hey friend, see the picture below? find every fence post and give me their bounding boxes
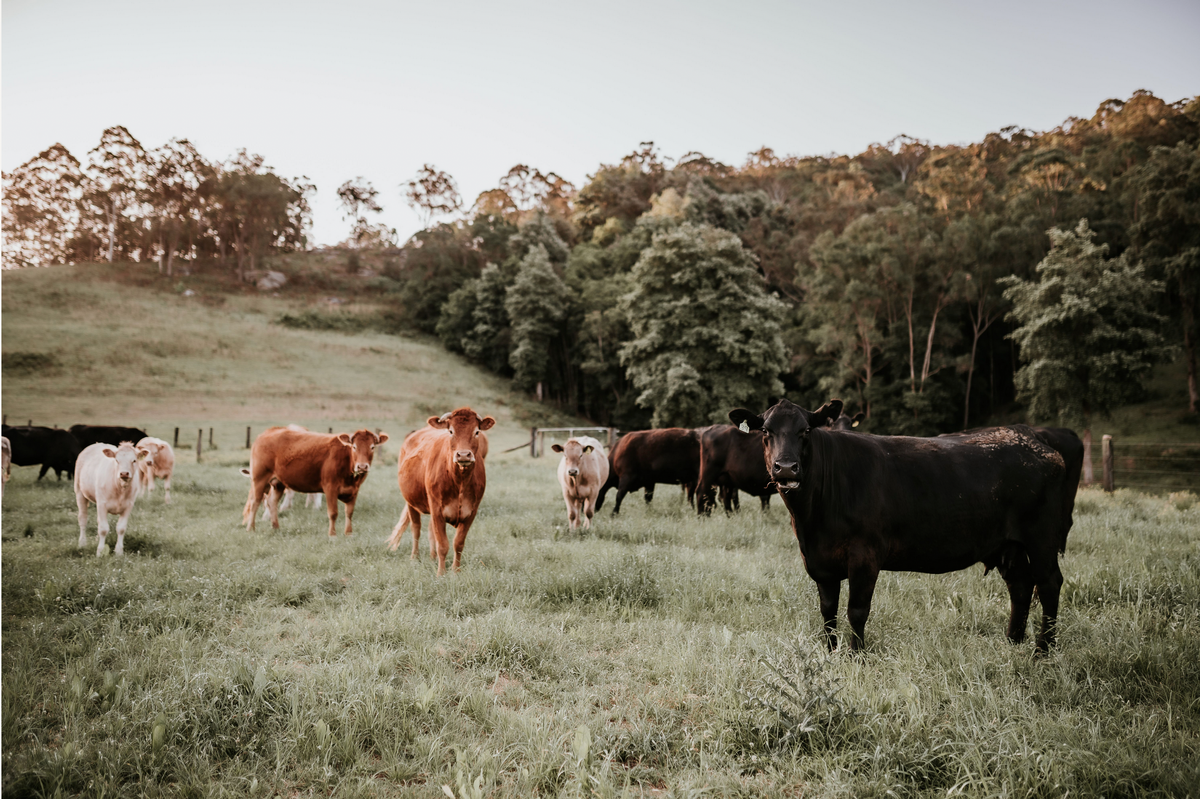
[246,426,251,448]
[174,427,179,448]
[208,427,214,449]
[530,427,537,458]
[196,429,203,463]
[1102,434,1115,493]
[607,427,615,448]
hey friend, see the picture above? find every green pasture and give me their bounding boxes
[3,263,1199,797]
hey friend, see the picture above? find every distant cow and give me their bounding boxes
[1,436,11,497]
[243,427,389,537]
[74,441,150,556]
[69,425,149,450]
[596,428,700,515]
[552,436,609,530]
[729,398,1072,653]
[696,424,773,515]
[826,411,864,431]
[387,407,494,575]
[135,437,176,503]
[2,424,82,480]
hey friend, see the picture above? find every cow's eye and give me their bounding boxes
[474,430,479,437]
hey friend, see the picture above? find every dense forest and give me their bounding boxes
[4,90,1199,438]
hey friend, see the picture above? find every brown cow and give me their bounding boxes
[242,427,388,537]
[386,407,494,575]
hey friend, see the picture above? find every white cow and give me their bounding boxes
[75,441,149,556]
[551,436,609,531]
[135,437,176,503]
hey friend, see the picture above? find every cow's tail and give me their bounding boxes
[386,505,412,551]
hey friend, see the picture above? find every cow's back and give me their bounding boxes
[613,428,699,484]
[398,427,450,511]
[252,428,341,493]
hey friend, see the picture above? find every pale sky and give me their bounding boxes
[4,0,1198,247]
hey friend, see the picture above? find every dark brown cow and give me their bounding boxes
[596,428,700,514]
[730,398,1072,653]
[696,424,773,515]
[242,427,388,537]
[386,407,494,575]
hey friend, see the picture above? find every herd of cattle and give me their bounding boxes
[1,399,1085,653]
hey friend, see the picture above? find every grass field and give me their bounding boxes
[3,263,1200,797]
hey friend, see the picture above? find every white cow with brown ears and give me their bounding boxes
[74,441,150,556]
[552,436,609,531]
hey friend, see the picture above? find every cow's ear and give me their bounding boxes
[375,432,389,445]
[551,444,564,453]
[478,416,496,431]
[337,433,352,446]
[810,399,844,428]
[102,447,117,459]
[427,416,450,429]
[728,408,763,431]
[852,412,865,428]
[136,448,150,461]
[582,445,594,454]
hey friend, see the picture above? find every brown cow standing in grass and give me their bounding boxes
[243,427,389,537]
[386,407,494,575]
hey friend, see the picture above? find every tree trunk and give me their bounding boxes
[964,331,980,430]
[1180,276,1198,414]
[1081,428,1094,484]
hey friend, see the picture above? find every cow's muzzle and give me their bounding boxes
[567,468,579,477]
[119,472,132,482]
[772,461,801,491]
[353,464,370,477]
[454,450,475,467]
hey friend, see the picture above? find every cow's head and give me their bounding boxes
[551,437,597,486]
[337,429,389,477]
[728,398,842,491]
[427,407,495,470]
[103,441,150,485]
[827,411,865,432]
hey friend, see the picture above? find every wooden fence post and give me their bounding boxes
[246,426,251,448]
[196,429,203,463]
[208,427,214,449]
[530,428,537,458]
[174,427,179,448]
[607,427,615,449]
[1102,435,1115,493]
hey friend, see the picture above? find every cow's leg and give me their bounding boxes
[113,507,132,556]
[163,473,171,504]
[817,580,841,651]
[568,498,579,530]
[38,463,50,481]
[686,481,696,507]
[613,475,637,515]
[266,483,283,529]
[245,476,272,531]
[451,521,472,572]
[430,516,450,576]
[846,566,879,652]
[342,495,356,536]
[76,492,90,549]
[323,487,339,537]
[95,506,111,557]
[644,485,655,504]
[278,489,294,513]
[999,542,1033,644]
[409,508,422,560]
[759,494,770,511]
[583,494,596,529]
[1034,562,1064,654]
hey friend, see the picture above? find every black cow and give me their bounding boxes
[696,424,773,515]
[827,411,864,431]
[595,428,700,514]
[729,398,1073,653]
[1,425,83,480]
[69,425,148,449]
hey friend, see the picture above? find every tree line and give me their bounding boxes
[5,91,1199,443]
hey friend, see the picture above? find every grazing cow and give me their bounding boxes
[1,424,82,480]
[74,441,150,556]
[552,436,609,530]
[696,424,773,515]
[1,436,11,497]
[386,407,494,575]
[69,425,149,450]
[243,427,389,537]
[135,437,176,503]
[729,398,1071,653]
[596,428,701,515]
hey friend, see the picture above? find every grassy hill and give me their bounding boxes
[1,259,589,454]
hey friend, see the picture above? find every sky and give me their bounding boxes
[3,0,1198,247]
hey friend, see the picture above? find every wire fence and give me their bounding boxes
[1091,441,1200,495]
